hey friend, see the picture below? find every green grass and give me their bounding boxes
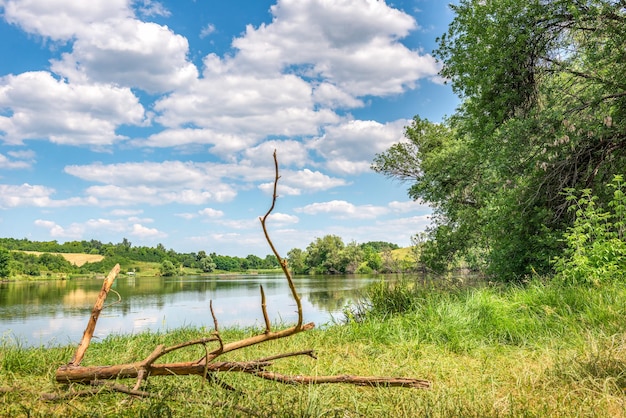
[1,279,626,417]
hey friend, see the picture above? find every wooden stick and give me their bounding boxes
[68,264,120,366]
[253,372,432,389]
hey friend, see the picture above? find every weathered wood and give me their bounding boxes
[253,372,432,389]
[68,263,120,366]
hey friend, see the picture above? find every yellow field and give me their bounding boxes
[390,246,416,262]
[20,251,104,267]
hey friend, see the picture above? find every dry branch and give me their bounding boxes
[51,150,431,397]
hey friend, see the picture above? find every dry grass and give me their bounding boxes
[390,247,416,262]
[20,251,104,267]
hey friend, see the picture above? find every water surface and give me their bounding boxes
[0,274,383,347]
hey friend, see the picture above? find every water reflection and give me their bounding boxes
[0,274,383,347]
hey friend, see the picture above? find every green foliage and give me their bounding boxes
[286,248,307,274]
[0,246,10,278]
[374,0,626,280]
[305,235,346,274]
[296,235,397,274]
[159,260,177,277]
[553,176,626,285]
[198,255,216,272]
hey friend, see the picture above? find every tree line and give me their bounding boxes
[0,237,402,278]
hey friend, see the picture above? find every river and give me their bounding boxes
[0,273,387,347]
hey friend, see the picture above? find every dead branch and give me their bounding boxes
[50,150,430,398]
[69,263,120,366]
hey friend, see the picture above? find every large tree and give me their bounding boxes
[374,0,626,279]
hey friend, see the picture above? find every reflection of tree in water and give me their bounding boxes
[305,287,368,313]
[306,290,349,312]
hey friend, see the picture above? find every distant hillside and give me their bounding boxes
[20,251,104,267]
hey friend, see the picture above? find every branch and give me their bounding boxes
[69,264,120,366]
[259,149,303,329]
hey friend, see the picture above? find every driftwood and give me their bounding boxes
[50,151,431,398]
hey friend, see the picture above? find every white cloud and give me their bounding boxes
[3,0,194,93]
[199,23,216,38]
[0,153,31,169]
[51,19,198,93]
[34,216,166,240]
[154,72,340,138]
[109,208,144,217]
[295,199,388,219]
[0,71,146,146]
[131,223,166,238]
[242,140,310,168]
[137,128,258,155]
[281,168,349,193]
[1,0,130,40]
[63,160,243,206]
[310,119,408,174]
[199,208,224,218]
[134,0,170,18]
[230,0,438,96]
[388,200,430,213]
[265,212,299,225]
[0,183,91,208]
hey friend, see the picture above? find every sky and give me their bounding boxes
[0,0,460,257]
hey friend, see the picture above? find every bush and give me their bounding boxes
[553,175,626,285]
[160,260,177,276]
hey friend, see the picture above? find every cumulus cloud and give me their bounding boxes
[286,168,349,191]
[295,199,388,219]
[309,119,408,174]
[1,0,130,40]
[50,19,198,93]
[230,0,439,96]
[0,183,92,208]
[34,219,83,238]
[199,208,224,218]
[153,72,340,139]
[131,223,166,238]
[0,71,146,146]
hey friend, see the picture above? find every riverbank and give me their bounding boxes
[1,279,625,417]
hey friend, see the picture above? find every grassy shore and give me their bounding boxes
[1,279,625,417]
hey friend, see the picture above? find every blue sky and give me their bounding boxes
[0,0,459,257]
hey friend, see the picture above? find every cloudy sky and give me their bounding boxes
[0,0,459,257]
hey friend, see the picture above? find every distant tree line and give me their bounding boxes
[0,237,280,278]
[0,237,403,278]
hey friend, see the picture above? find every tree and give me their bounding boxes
[374,0,626,280]
[159,260,177,277]
[0,246,10,278]
[338,241,364,274]
[199,256,216,273]
[287,248,307,274]
[305,235,345,274]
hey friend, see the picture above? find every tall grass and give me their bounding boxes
[1,279,625,417]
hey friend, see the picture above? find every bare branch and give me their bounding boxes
[69,264,120,366]
[259,150,303,329]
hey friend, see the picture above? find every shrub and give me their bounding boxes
[553,175,626,285]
